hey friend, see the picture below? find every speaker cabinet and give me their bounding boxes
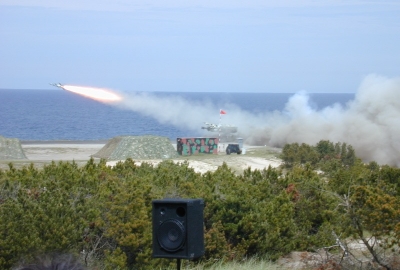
[152,198,205,259]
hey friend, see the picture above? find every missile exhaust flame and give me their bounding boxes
[62,85,122,102]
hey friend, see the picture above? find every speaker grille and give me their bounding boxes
[157,219,186,252]
[152,198,204,259]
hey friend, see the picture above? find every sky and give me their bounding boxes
[0,0,399,92]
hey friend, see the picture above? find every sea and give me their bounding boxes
[0,90,354,142]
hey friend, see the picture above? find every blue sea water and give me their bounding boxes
[0,90,354,141]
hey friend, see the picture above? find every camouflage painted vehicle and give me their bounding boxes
[177,137,218,156]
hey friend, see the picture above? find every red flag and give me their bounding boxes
[220,109,226,115]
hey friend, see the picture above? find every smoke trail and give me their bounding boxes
[119,93,218,131]
[117,74,400,166]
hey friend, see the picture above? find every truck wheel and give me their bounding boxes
[226,149,231,155]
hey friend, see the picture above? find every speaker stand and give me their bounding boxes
[177,258,181,270]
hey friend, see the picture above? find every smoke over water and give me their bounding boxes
[116,74,399,166]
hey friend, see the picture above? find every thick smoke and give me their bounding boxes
[264,74,400,166]
[118,74,400,166]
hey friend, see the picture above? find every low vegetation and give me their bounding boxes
[0,140,399,269]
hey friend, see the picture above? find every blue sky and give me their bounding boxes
[1,1,399,92]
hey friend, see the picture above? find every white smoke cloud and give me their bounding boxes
[117,74,400,166]
[262,74,400,166]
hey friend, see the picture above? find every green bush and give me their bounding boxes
[1,145,399,269]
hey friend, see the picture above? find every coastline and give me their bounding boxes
[2,140,282,173]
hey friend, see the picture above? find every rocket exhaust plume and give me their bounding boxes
[115,74,400,167]
[62,85,122,102]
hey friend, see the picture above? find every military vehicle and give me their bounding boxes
[226,143,241,155]
[201,122,238,142]
[201,122,238,133]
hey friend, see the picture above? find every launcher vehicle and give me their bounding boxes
[201,122,238,133]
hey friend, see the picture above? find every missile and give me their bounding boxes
[50,83,64,89]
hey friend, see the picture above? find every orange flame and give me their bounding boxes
[63,85,122,102]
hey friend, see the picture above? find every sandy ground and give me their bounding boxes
[7,141,282,173]
[22,143,105,161]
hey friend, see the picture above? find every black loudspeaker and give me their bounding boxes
[152,198,205,259]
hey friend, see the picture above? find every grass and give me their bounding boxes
[175,258,284,270]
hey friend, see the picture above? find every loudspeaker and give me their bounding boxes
[152,198,205,259]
